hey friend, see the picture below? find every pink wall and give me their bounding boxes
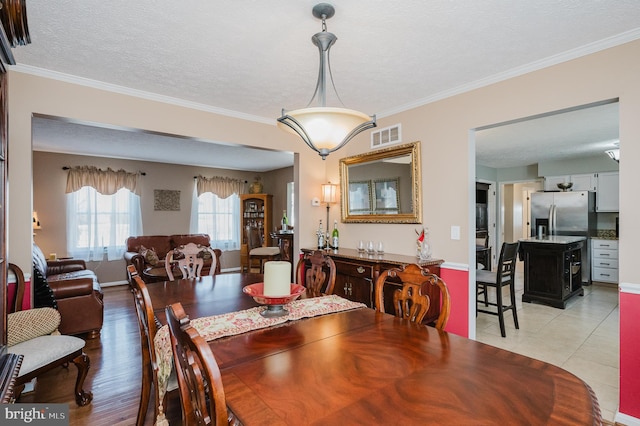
[619,289,640,418]
[440,266,469,337]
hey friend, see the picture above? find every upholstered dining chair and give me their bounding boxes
[476,241,520,337]
[129,267,178,426]
[165,242,218,281]
[7,263,93,406]
[165,302,239,426]
[295,250,337,298]
[246,225,280,273]
[374,263,451,330]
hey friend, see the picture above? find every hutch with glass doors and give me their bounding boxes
[240,194,273,272]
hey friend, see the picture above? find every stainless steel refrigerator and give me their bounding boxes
[530,191,596,284]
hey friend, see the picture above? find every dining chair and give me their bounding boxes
[374,263,451,330]
[166,242,218,281]
[165,302,239,426]
[476,241,520,337]
[130,272,178,426]
[295,250,336,297]
[246,225,280,273]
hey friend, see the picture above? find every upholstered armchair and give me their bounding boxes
[7,264,93,406]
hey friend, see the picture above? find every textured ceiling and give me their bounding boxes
[12,1,640,169]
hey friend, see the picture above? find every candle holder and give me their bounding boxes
[243,283,306,317]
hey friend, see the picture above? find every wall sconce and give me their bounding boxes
[321,183,338,234]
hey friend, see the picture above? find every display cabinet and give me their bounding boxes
[240,194,273,272]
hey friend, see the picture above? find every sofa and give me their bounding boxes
[32,244,104,338]
[124,234,222,283]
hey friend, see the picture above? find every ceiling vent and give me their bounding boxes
[371,124,401,149]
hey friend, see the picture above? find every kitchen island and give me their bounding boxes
[519,236,586,309]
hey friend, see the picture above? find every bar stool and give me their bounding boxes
[476,242,520,337]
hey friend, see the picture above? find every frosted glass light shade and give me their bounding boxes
[278,107,374,152]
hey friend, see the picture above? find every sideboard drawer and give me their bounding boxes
[333,260,373,278]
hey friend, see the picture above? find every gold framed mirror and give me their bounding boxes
[340,142,422,223]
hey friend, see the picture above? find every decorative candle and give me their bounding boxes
[263,261,291,296]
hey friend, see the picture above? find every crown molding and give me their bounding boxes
[8,64,275,126]
[377,28,640,118]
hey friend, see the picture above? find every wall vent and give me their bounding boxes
[371,124,401,149]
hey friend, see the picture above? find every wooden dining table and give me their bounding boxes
[147,273,602,425]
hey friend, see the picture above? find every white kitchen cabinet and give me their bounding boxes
[544,175,568,191]
[544,174,596,192]
[595,172,619,212]
[570,174,597,191]
[591,239,618,283]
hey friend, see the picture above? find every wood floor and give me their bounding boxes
[17,285,180,426]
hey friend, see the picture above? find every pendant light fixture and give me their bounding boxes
[277,3,376,160]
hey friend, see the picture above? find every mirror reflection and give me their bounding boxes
[340,142,422,223]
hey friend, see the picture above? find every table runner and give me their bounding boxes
[153,295,366,425]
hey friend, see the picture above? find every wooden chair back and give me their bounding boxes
[495,241,519,284]
[165,302,230,426]
[130,273,166,425]
[166,243,217,281]
[374,264,451,330]
[295,250,336,297]
[8,263,25,313]
[245,225,263,250]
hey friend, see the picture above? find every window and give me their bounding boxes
[191,189,240,251]
[66,186,143,261]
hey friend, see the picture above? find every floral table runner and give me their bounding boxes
[153,295,366,425]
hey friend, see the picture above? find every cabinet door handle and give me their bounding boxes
[600,253,610,256]
[356,266,365,274]
[344,282,353,296]
[601,263,610,266]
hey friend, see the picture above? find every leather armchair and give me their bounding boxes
[33,244,104,338]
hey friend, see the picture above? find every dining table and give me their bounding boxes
[147,273,602,425]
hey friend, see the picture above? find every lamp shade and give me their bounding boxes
[321,183,338,204]
[278,107,374,152]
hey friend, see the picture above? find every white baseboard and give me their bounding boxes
[615,411,640,425]
[221,267,241,273]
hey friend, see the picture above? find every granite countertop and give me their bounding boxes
[595,230,618,240]
[519,235,587,244]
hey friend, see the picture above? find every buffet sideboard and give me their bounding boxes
[301,248,444,324]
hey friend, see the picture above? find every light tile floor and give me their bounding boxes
[475,264,619,422]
